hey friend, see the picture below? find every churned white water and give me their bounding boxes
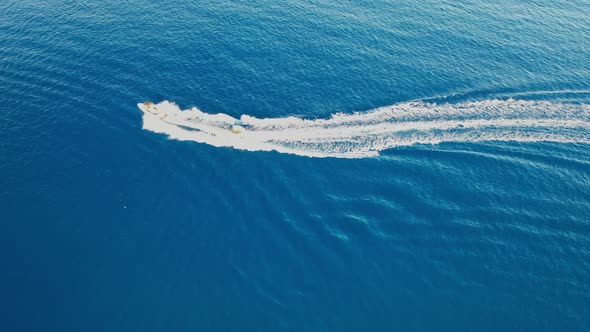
[140,99,590,158]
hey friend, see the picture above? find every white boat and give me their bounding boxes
[138,101,246,134]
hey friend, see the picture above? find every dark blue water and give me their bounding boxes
[2,1,590,331]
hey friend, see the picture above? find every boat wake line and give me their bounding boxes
[139,99,590,158]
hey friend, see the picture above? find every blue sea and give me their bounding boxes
[2,0,590,330]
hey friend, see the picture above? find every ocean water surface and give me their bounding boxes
[1,0,590,331]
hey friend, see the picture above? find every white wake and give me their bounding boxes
[139,99,590,158]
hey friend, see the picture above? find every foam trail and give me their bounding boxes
[139,99,590,158]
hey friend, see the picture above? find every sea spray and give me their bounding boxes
[140,99,590,158]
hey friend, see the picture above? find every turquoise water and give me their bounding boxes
[1,1,590,330]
